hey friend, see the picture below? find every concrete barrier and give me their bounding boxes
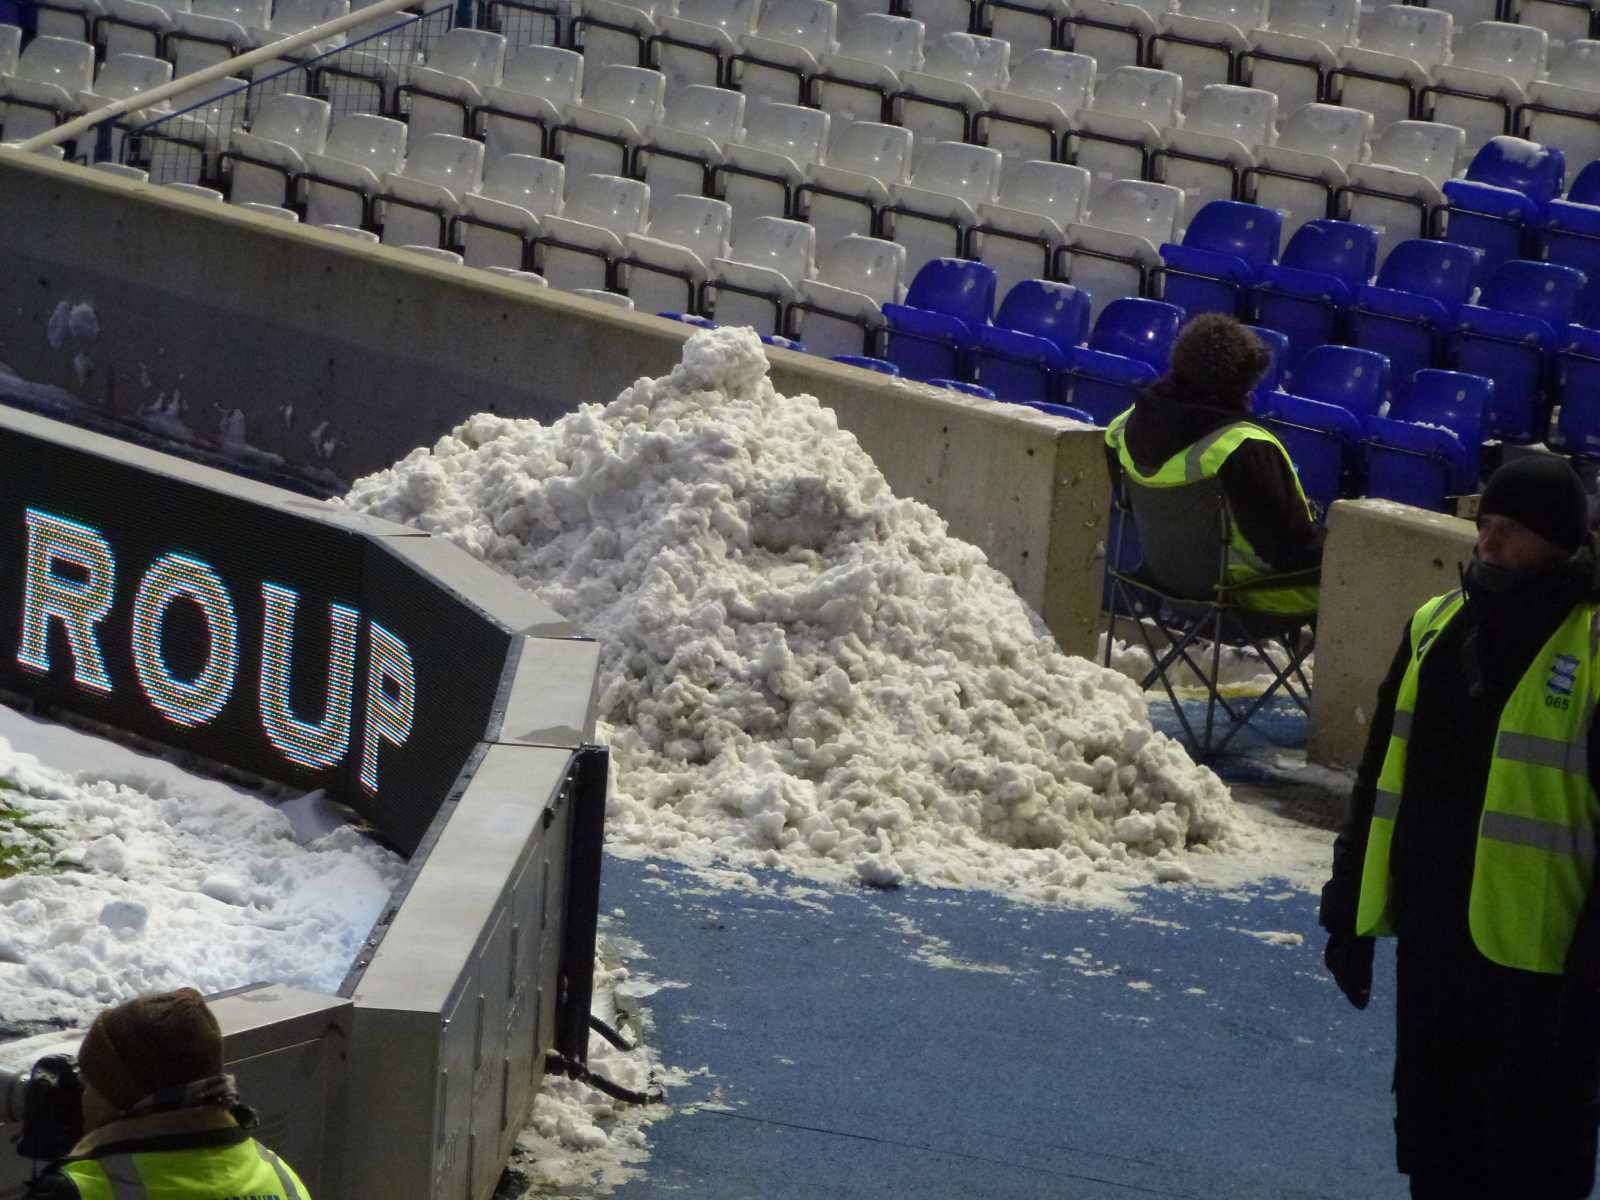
[0,151,1111,658]
[1309,498,1477,771]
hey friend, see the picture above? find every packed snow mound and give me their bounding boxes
[344,327,1242,903]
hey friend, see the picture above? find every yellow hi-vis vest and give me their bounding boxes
[1104,407,1319,614]
[61,1138,309,1200]
[1356,589,1600,973]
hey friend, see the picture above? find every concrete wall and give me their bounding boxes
[0,150,1111,657]
[1309,499,1478,770]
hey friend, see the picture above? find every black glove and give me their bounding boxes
[1324,931,1375,1010]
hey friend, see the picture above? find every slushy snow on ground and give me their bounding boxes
[345,326,1292,909]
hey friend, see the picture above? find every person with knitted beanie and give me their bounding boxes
[26,988,313,1199]
[1321,455,1600,1198]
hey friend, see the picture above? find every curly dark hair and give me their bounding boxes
[1166,314,1271,408]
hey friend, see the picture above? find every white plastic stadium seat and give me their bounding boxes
[78,52,172,163]
[576,0,674,73]
[1513,0,1596,48]
[237,199,300,218]
[168,0,269,78]
[302,111,407,229]
[1339,118,1465,261]
[813,14,924,130]
[1064,0,1175,75]
[620,192,734,312]
[379,131,485,248]
[983,0,1072,56]
[1522,41,1600,173]
[797,120,912,248]
[729,0,838,108]
[635,83,744,200]
[893,32,1010,146]
[1064,178,1186,319]
[92,159,150,179]
[457,153,565,269]
[248,0,348,96]
[100,0,187,62]
[649,0,759,93]
[0,36,93,143]
[1155,82,1276,210]
[1424,21,1548,156]
[788,234,905,356]
[223,91,330,208]
[882,140,1004,282]
[1332,5,1453,135]
[133,71,245,186]
[1241,0,1359,116]
[1152,0,1269,100]
[971,159,1091,297]
[32,0,99,44]
[574,287,636,306]
[165,179,224,197]
[715,100,828,225]
[401,27,507,141]
[321,222,380,240]
[484,266,550,286]
[535,172,650,290]
[401,244,466,263]
[1071,65,1183,199]
[709,214,816,333]
[480,44,582,161]
[1247,101,1372,239]
[554,64,667,185]
[976,48,1095,166]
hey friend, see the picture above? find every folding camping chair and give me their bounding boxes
[1102,471,1317,759]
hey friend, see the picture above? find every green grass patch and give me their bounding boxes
[0,797,57,880]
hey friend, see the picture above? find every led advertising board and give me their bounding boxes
[0,417,514,856]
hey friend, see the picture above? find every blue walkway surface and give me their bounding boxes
[594,699,1406,1199]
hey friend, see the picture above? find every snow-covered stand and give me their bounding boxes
[0,405,606,1200]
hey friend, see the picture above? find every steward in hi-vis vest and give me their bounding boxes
[1099,314,1324,613]
[1319,456,1600,1199]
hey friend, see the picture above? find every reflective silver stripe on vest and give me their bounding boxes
[1481,810,1600,863]
[97,1154,145,1200]
[1426,589,1463,625]
[1497,731,1589,778]
[257,1144,305,1200]
[1392,709,1413,739]
[1182,423,1252,482]
[1374,788,1401,820]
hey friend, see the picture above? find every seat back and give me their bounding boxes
[481,153,565,216]
[1451,20,1546,87]
[501,44,583,105]
[837,14,925,73]
[920,32,1011,90]
[1007,49,1095,112]
[1182,85,1278,146]
[645,193,733,260]
[1247,324,1290,395]
[1569,161,1600,207]
[1362,424,1463,511]
[995,160,1091,224]
[1082,179,1186,242]
[1176,0,1267,24]
[425,27,506,85]
[323,112,407,173]
[250,92,331,152]
[400,132,484,191]
[1373,238,1481,309]
[1274,103,1371,163]
[1480,258,1587,323]
[15,36,94,91]
[1087,297,1184,369]
[1547,39,1600,90]
[1393,367,1490,449]
[661,84,745,141]
[582,64,666,125]
[1182,200,1282,271]
[1357,4,1452,65]
[1290,344,1389,418]
[1370,120,1465,188]
[93,53,173,100]
[677,0,760,34]
[1267,0,1358,42]
[269,0,347,34]
[1464,135,1565,209]
[753,0,836,52]
[742,100,829,164]
[728,215,815,285]
[1088,65,1183,125]
[1123,476,1229,601]
[994,279,1091,353]
[1258,392,1361,514]
[905,256,998,325]
[190,0,265,21]
[826,121,913,183]
[564,172,651,235]
[1278,218,1378,284]
[815,234,906,303]
[908,140,1004,207]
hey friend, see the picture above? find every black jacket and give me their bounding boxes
[1105,380,1327,573]
[1320,538,1600,965]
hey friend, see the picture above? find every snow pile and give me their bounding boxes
[345,327,1246,905]
[0,731,403,1027]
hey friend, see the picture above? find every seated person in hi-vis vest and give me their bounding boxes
[1322,455,1600,1200]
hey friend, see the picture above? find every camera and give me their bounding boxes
[1,1056,84,1161]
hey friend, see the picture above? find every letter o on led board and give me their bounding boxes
[131,553,239,728]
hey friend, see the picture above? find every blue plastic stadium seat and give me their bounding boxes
[1537,197,1600,327]
[1555,323,1600,459]
[1247,325,1290,403]
[1065,298,1185,424]
[1568,160,1600,207]
[973,280,1092,407]
[1025,400,1097,422]
[1257,391,1364,520]
[1450,259,1588,443]
[1440,137,1567,286]
[1284,344,1390,422]
[1157,200,1283,319]
[931,378,998,399]
[1389,367,1491,490]
[832,354,902,375]
[882,258,999,382]
[1362,419,1471,512]
[762,333,807,351]
[1250,219,1380,367]
[1346,239,1484,404]
[658,311,719,327]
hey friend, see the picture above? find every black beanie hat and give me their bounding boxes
[1167,314,1271,403]
[1479,456,1591,554]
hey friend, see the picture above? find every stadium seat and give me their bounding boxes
[618,192,734,314]
[633,83,745,200]
[1330,5,1454,135]
[535,171,650,290]
[1064,178,1186,320]
[1064,0,1175,74]
[166,0,267,77]
[728,0,839,108]
[99,0,187,62]
[881,140,1004,283]
[1158,198,1281,316]
[1556,323,1600,459]
[221,91,330,209]
[1151,0,1269,100]
[32,0,97,43]
[931,378,999,397]
[245,0,348,95]
[77,52,172,163]
[396,27,506,142]
[1240,0,1360,116]
[1361,418,1473,511]
[648,0,759,92]
[882,256,998,381]
[93,159,151,179]
[968,159,1091,297]
[1518,41,1600,176]
[1422,22,1547,157]
[0,35,93,144]
[708,214,816,332]
[973,279,1092,405]
[974,48,1095,166]
[1285,342,1388,420]
[1440,135,1565,285]
[166,179,223,197]
[1539,195,1600,326]
[1256,389,1362,517]
[1388,366,1490,486]
[812,14,924,128]
[1026,400,1098,420]
[716,100,829,226]
[1337,119,1466,262]
[983,0,1070,57]
[574,0,670,73]
[1511,0,1596,46]
[1250,217,1379,365]
[1450,258,1588,441]
[788,233,907,356]
[893,32,1011,145]
[0,25,18,77]
[302,111,407,229]
[789,123,908,254]
[1071,64,1183,198]
[378,131,484,248]
[401,243,465,264]
[456,152,565,269]
[1065,295,1183,421]
[833,353,902,374]
[1245,103,1372,242]
[553,64,666,186]
[1569,159,1600,205]
[1345,237,1482,401]
[479,44,583,160]
[320,220,378,239]
[1153,82,1277,211]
